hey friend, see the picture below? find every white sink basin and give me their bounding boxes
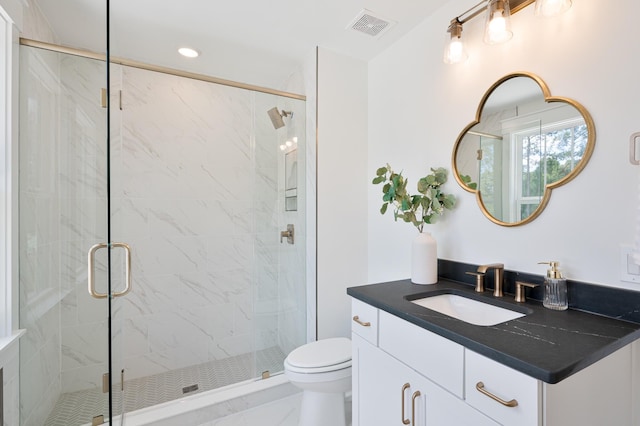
[410,294,526,326]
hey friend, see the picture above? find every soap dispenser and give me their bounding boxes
[539,261,568,311]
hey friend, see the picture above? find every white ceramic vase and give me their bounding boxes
[411,232,437,284]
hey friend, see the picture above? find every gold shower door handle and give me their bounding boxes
[88,242,132,299]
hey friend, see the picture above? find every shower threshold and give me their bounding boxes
[44,346,286,426]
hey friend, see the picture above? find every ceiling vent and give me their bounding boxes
[348,9,395,38]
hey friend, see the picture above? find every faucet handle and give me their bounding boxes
[466,272,485,292]
[515,281,539,303]
[280,224,295,244]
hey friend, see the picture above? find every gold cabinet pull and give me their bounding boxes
[352,315,371,327]
[401,383,410,425]
[411,390,421,425]
[475,382,518,407]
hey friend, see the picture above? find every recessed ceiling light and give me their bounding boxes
[178,47,199,58]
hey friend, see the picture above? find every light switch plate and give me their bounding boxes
[621,244,640,283]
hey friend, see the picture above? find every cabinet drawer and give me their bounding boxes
[465,350,540,426]
[351,298,378,345]
[378,310,464,398]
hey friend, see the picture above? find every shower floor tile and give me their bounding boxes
[44,346,286,426]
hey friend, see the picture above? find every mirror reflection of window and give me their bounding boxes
[452,72,595,226]
[514,117,587,221]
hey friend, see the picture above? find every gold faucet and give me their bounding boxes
[476,263,504,297]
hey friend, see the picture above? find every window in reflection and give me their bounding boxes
[515,119,588,221]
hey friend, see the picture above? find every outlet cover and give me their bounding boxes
[621,245,640,283]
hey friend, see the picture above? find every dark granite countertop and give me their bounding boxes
[347,278,640,384]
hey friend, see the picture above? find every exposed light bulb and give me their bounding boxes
[292,137,298,144]
[444,38,467,64]
[484,0,513,45]
[488,16,510,42]
[443,19,468,65]
[286,140,293,147]
[279,144,286,151]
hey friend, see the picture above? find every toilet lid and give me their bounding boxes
[286,337,351,369]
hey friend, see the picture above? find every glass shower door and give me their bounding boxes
[113,66,266,407]
[253,92,307,379]
[18,45,126,425]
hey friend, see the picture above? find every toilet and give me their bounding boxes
[284,337,352,426]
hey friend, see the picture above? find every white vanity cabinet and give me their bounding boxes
[351,298,636,426]
[353,334,499,426]
[352,299,497,425]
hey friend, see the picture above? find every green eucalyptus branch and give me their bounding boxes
[372,164,456,233]
[459,174,478,190]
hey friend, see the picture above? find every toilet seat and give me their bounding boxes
[284,337,352,373]
[285,358,351,374]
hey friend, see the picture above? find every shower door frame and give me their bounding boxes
[18,37,307,425]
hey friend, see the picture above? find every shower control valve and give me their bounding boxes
[280,224,295,244]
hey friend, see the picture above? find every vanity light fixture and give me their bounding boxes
[443,0,572,64]
[484,0,513,45]
[178,47,199,58]
[443,19,468,64]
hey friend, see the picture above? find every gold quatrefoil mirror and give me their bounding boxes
[452,72,595,226]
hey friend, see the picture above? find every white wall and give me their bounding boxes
[367,0,640,290]
[0,4,21,426]
[316,47,368,339]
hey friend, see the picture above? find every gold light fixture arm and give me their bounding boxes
[455,0,534,25]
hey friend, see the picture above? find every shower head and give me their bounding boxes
[267,107,293,129]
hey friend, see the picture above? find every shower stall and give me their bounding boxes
[18,43,307,425]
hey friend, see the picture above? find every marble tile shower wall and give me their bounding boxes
[107,66,295,381]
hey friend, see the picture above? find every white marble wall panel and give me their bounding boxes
[21,0,57,43]
[60,362,107,394]
[115,66,280,379]
[123,274,186,318]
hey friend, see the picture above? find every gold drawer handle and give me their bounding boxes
[411,390,421,425]
[401,383,410,425]
[476,382,518,407]
[352,315,371,327]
